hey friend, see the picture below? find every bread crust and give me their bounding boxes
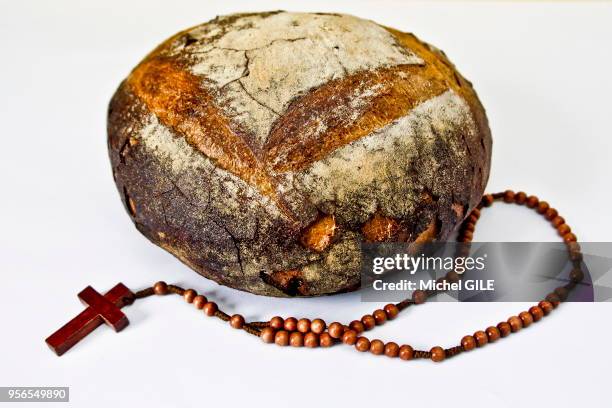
[108,12,491,296]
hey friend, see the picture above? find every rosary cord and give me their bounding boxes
[130,190,584,362]
[132,282,264,337]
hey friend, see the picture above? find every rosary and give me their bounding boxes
[46,190,584,362]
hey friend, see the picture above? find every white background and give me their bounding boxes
[1,1,611,407]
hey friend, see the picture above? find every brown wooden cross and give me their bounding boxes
[45,283,134,356]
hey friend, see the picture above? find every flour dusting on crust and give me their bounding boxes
[138,114,283,218]
[180,12,423,146]
[296,90,476,225]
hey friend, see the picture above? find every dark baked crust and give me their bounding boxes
[107,12,491,296]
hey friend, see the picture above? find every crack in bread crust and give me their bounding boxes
[108,12,492,296]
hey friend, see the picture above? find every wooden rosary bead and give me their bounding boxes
[361,315,376,330]
[153,281,168,295]
[349,320,365,334]
[503,189,515,203]
[567,241,581,253]
[462,230,474,241]
[203,302,218,316]
[446,270,460,283]
[289,332,304,347]
[355,337,370,352]
[412,290,427,304]
[536,201,549,214]
[474,330,488,347]
[430,346,446,362]
[563,233,577,243]
[269,316,284,330]
[304,332,319,348]
[481,194,494,207]
[551,216,565,228]
[193,295,207,310]
[486,326,501,342]
[373,309,387,325]
[545,293,561,306]
[230,314,245,329]
[545,207,558,221]
[569,250,583,262]
[538,300,554,315]
[319,332,334,347]
[557,224,571,236]
[526,195,539,208]
[370,339,385,355]
[508,316,523,332]
[461,335,477,351]
[311,319,326,334]
[384,304,399,320]
[384,342,400,358]
[342,330,358,345]
[570,268,584,283]
[328,322,344,339]
[515,191,527,205]
[297,318,311,333]
[183,289,197,303]
[455,245,471,257]
[467,214,479,224]
[519,311,533,327]
[471,208,481,218]
[497,322,512,337]
[399,345,414,360]
[529,306,544,322]
[459,234,472,243]
[260,327,276,343]
[275,330,289,346]
[554,287,569,301]
[284,317,298,332]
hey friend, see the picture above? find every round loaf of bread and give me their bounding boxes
[107,11,491,296]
